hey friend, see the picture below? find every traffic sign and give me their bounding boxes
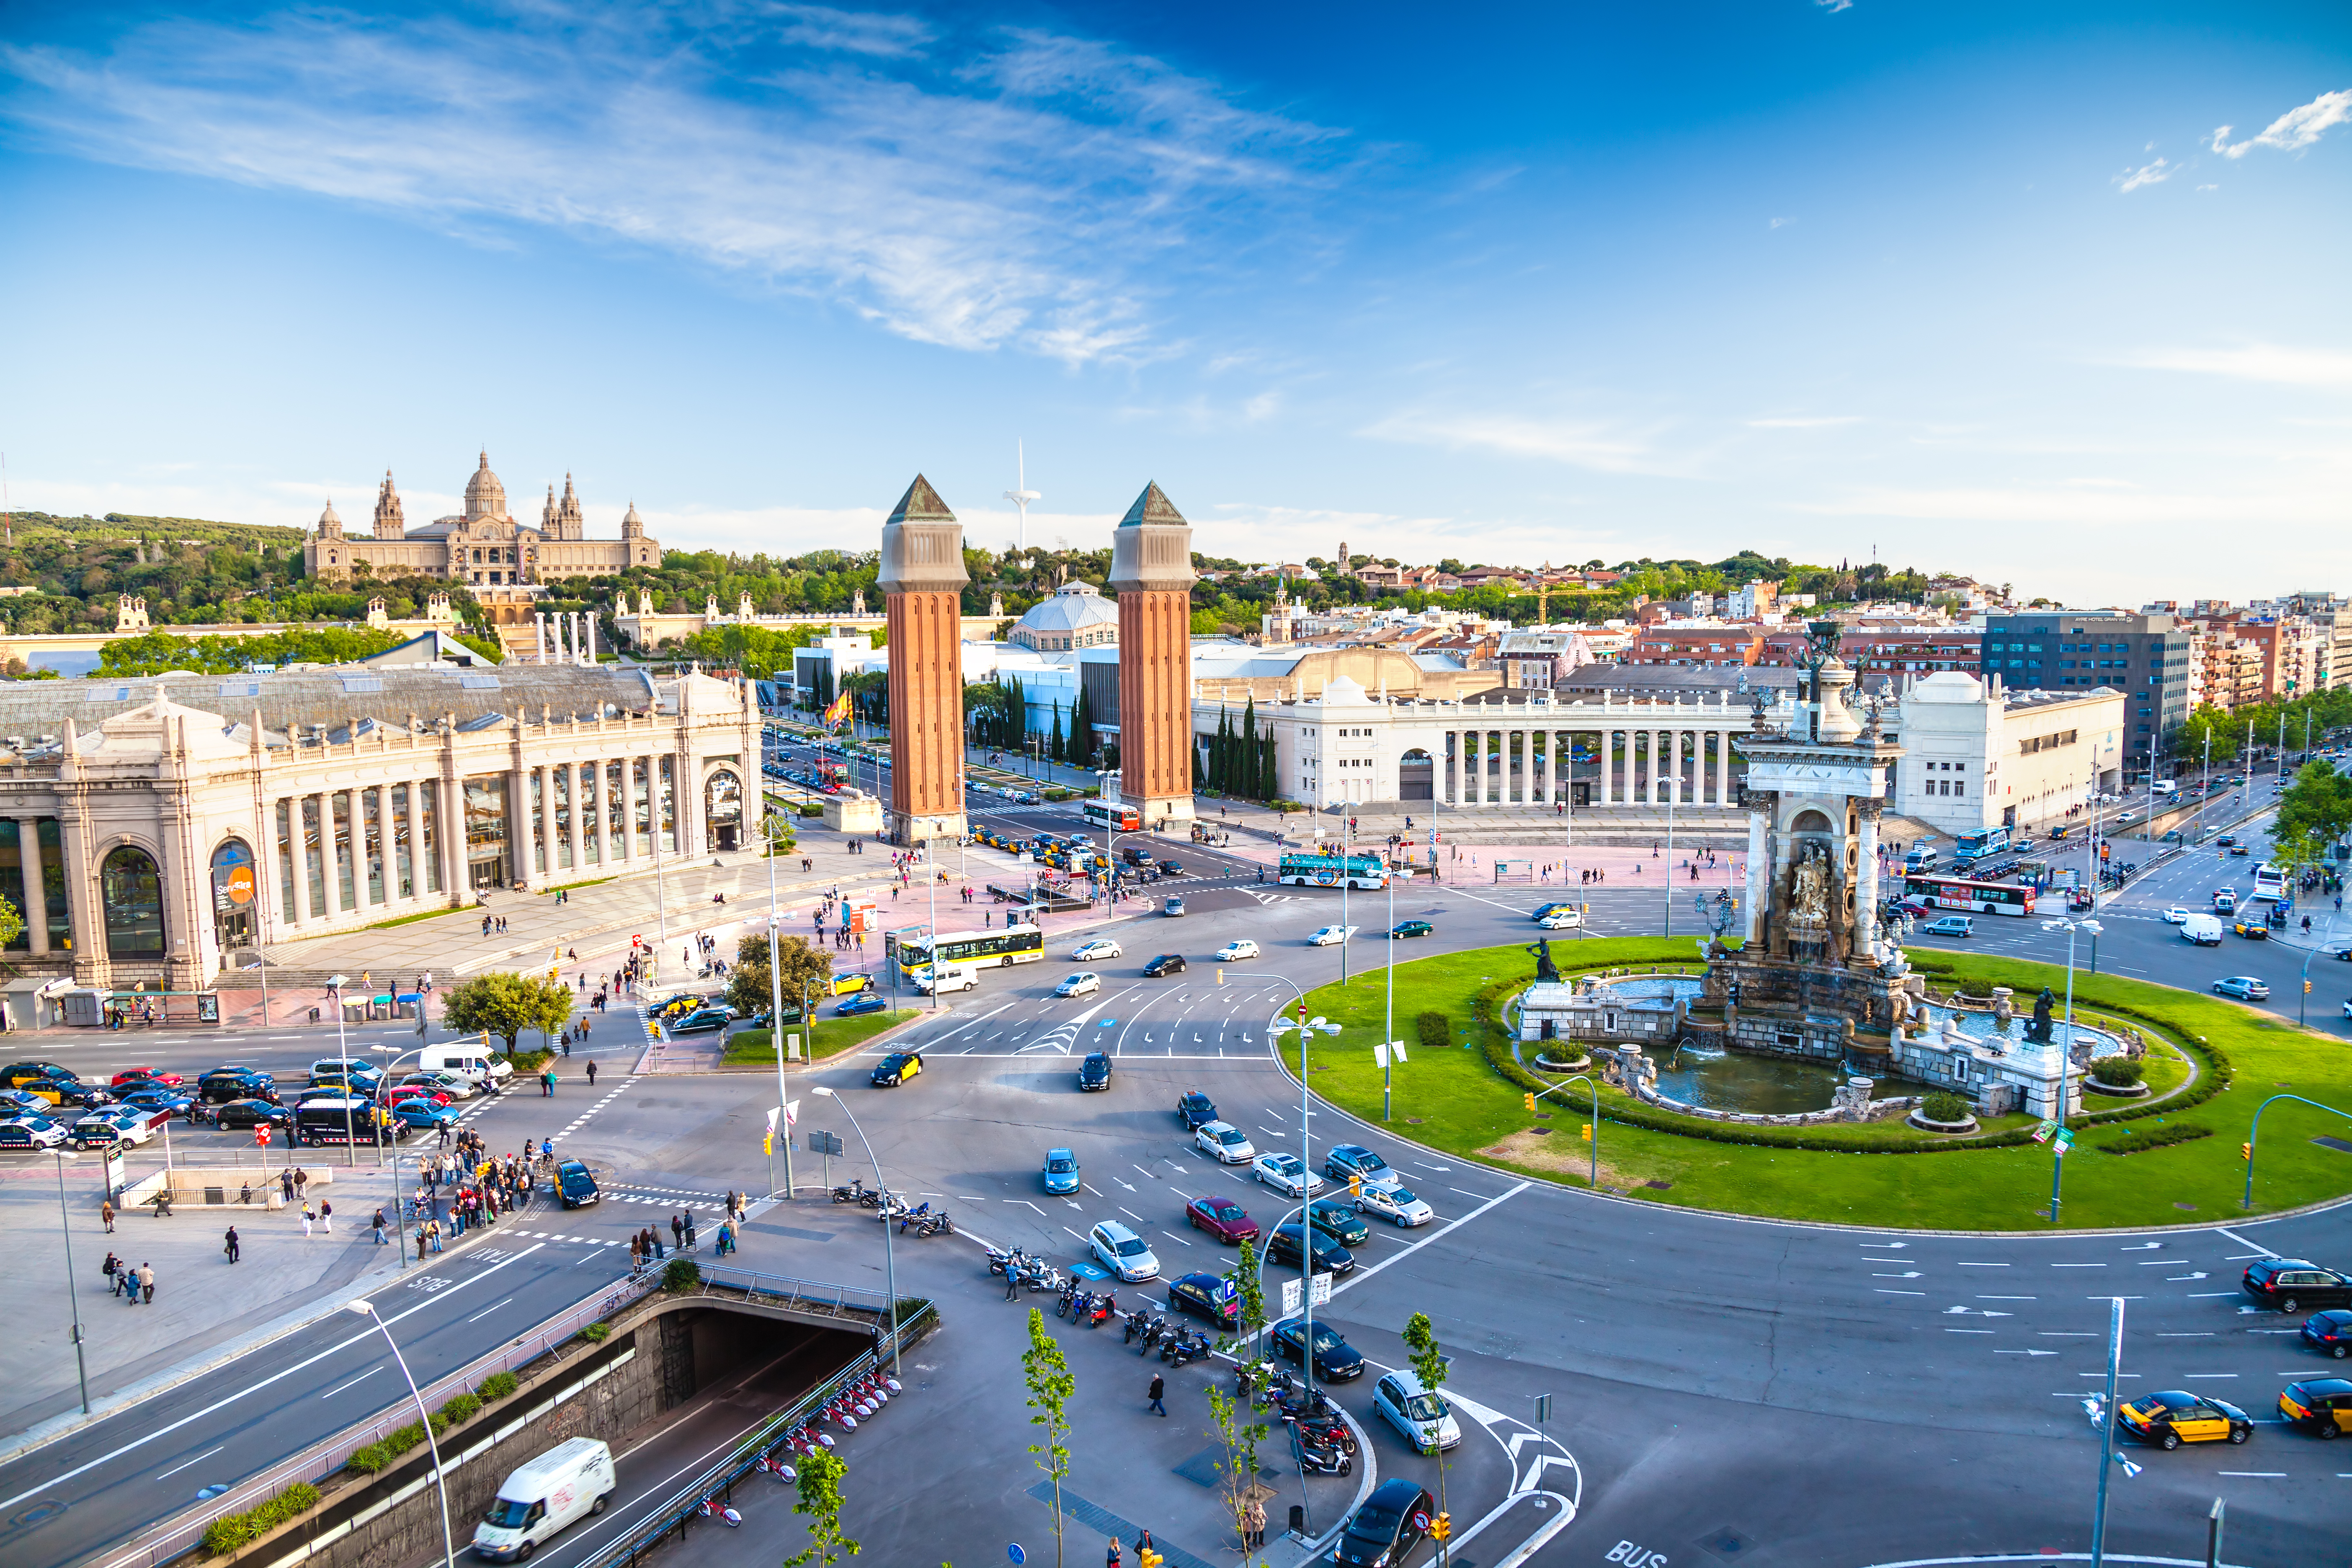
[1412,1512,1431,1533]
[1009,1547,1026,1566]
[255,1126,270,1148]
[2032,1120,2058,1144]
[1281,1278,1302,1316]
[1308,1273,1333,1306]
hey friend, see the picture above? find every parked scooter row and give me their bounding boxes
[894,1201,954,1237]
[830,1177,896,1209]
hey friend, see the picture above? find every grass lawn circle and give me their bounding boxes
[1291,937,2352,1231]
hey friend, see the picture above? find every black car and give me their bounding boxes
[118,1086,194,1117]
[1176,1091,1218,1129]
[869,1051,924,1088]
[2245,1258,2352,1313]
[1078,1052,1112,1092]
[198,1068,276,1105]
[214,1097,291,1130]
[669,1007,733,1034]
[1143,954,1187,977]
[1305,1197,1370,1248]
[1167,1271,1241,1330]
[1336,1479,1436,1568]
[1157,859,1184,876]
[1269,1315,1365,1381]
[555,1158,600,1208]
[1268,1222,1355,1277]
[1387,920,1433,940]
[2302,1309,2352,1359]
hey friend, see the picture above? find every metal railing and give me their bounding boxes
[99,1276,659,1568]
[571,1299,936,1568]
[687,1265,895,1319]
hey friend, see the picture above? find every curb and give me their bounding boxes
[0,1214,508,1470]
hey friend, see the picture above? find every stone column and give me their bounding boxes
[1716,729,1731,804]
[1534,731,1550,806]
[18,818,47,954]
[1855,804,1881,959]
[1440,732,1453,806]
[1744,799,1770,943]
[1110,482,1197,827]
[1643,729,1657,805]
[878,475,969,843]
[566,763,585,872]
[1472,731,1487,806]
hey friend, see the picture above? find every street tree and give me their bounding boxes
[1403,1312,1453,1562]
[438,972,574,1054]
[1222,1236,1270,1368]
[0,895,25,954]
[731,931,833,1019]
[1205,1382,1271,1564]
[2274,758,2352,875]
[784,1448,860,1568]
[1023,1307,1075,1568]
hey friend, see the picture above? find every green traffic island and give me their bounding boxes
[1292,936,2352,1230]
[719,1007,923,1067]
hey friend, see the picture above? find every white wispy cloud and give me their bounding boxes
[1789,480,2339,529]
[1746,415,1862,429]
[1357,409,1670,475]
[2126,342,2352,388]
[1816,0,1854,13]
[2210,88,2352,158]
[0,4,1348,366]
[2114,156,2175,193]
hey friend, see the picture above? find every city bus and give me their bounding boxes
[1277,852,1390,891]
[1083,800,1142,833]
[1953,825,2010,864]
[1902,874,2036,917]
[2251,863,2289,901]
[894,922,1047,975]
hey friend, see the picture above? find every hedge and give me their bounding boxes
[2094,1122,2213,1156]
[663,1256,702,1292]
[1415,1011,1449,1052]
[1454,952,2233,1155]
[2089,1055,2144,1088]
[578,1323,613,1343]
[201,1483,321,1555]
[343,1373,521,1475]
[1921,1092,1971,1122]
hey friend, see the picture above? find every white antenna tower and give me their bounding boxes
[1003,440,1040,553]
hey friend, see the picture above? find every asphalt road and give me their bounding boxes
[9,791,2351,1568]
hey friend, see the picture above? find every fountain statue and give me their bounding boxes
[1526,936,1561,985]
[2023,987,2056,1044]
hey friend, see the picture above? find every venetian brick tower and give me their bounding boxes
[1109,481,1197,826]
[879,475,970,843]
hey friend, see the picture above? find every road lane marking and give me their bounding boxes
[1875,1289,1924,1296]
[0,1241,551,1517]
[1329,1181,1529,1299]
[465,1295,515,1323]
[321,1366,383,1399]
[152,1446,225,1482]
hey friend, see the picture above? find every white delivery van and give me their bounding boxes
[472,1437,614,1561]
[913,963,978,995]
[2180,913,2224,946]
[2151,780,2178,798]
[418,1045,514,1087]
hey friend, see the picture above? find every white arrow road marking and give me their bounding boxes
[1873,1271,1924,1278]
[2120,1241,2163,1251]
[2168,1273,2209,1281]
[1859,1241,1909,1249]
[1995,1349,2061,1356]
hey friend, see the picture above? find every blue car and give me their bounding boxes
[836,991,888,1016]
[390,1100,461,1132]
[1042,1148,1080,1194]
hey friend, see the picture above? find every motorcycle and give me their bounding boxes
[1293,1440,1352,1477]
[987,1245,1025,1276]
[1284,1413,1356,1454]
[1161,1329,1210,1365]
[1084,1291,1117,1328]
[859,1185,892,1211]
[1057,1282,1082,1319]
[1019,1263,1064,1295]
[912,1211,953,1238]
[831,1178,872,1205]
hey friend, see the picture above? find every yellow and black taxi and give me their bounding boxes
[2115,1389,2252,1449]
[2277,1377,2352,1437]
[869,1050,923,1088]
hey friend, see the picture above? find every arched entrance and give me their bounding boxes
[211,838,258,952]
[1398,749,1434,801]
[706,769,743,852]
[102,845,165,961]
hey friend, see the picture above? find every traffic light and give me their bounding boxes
[1430,1513,1452,1542]
[2305,980,2314,994]
[2242,1142,2253,1162]
[1349,1176,1363,1197]
[1581,1122,1593,1141]
[1523,1091,1537,1113]
[763,1131,774,1156]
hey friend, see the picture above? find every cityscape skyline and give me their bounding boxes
[1,3,2347,603]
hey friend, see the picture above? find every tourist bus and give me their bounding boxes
[1277,852,1390,891]
[1082,800,1142,833]
[1902,873,2036,917]
[2251,862,2289,901]
[894,922,1047,975]
[1953,825,2011,864]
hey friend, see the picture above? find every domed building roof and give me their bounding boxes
[1009,581,1119,650]
[464,450,508,522]
[317,499,341,529]
[1318,674,1372,706]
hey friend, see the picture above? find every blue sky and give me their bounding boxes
[1,1,2347,603]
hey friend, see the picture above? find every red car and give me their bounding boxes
[383,1084,454,1109]
[111,1068,186,1088]
[1186,1195,1261,1244]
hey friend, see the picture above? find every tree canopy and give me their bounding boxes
[439,972,575,1053]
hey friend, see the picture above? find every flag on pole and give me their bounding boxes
[823,692,851,729]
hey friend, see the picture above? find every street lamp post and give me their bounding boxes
[2037,916,2101,1224]
[324,975,359,1166]
[1662,775,1678,939]
[1264,985,1343,1400]
[1527,1074,1602,1191]
[810,1086,900,1379]
[764,812,798,1202]
[1383,860,1397,1121]
[369,1042,444,1270]
[2089,1296,2125,1568]
[345,1300,457,1568]
[1339,802,1359,985]
[53,1150,91,1413]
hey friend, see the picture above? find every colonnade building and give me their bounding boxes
[1191,680,1792,810]
[0,665,757,993]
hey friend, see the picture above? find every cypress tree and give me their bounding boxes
[1240,696,1260,799]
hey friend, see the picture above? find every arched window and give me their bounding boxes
[211,838,258,951]
[102,845,165,960]
[705,768,743,852]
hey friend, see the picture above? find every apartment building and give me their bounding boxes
[1979,609,2190,744]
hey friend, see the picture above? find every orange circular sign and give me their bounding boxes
[222,864,255,906]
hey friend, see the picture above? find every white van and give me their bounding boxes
[913,964,977,995]
[472,1437,615,1561]
[418,1046,514,1087]
[2151,780,2178,798]
[2180,913,2224,946]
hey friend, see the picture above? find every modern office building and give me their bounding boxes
[1978,609,2190,753]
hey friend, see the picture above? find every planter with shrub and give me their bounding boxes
[1906,1091,1979,1135]
[2085,1055,2149,1096]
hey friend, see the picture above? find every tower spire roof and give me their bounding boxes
[887,474,956,525]
[1118,481,1186,528]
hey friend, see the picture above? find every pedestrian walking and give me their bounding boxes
[101,1199,115,1233]
[1244,1498,1266,1550]
[1106,1537,1122,1568]
[139,1262,155,1305]
[280,1168,294,1204]
[224,1227,241,1263]
[683,1213,697,1249]
[428,1217,444,1253]
[294,1167,308,1200]
[320,1198,333,1234]
[372,1208,388,1246]
[1148,1372,1166,1416]
[103,1252,121,1292]
[302,1204,315,1238]
[671,1213,685,1251]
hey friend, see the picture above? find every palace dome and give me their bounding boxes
[464,451,508,522]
